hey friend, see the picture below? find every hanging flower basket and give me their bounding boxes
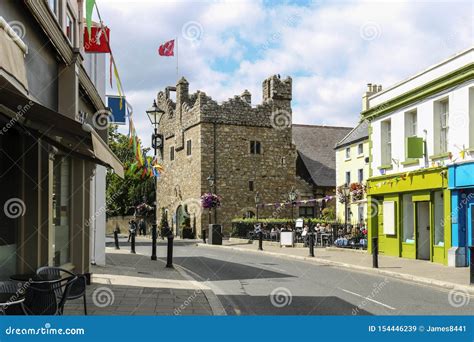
[336,185,347,204]
[350,182,365,202]
[201,193,221,209]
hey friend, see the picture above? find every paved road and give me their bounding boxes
[109,238,474,316]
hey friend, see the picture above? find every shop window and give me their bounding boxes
[53,156,71,266]
[383,201,396,235]
[299,206,315,218]
[402,195,415,243]
[434,191,444,246]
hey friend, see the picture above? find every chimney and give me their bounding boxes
[362,83,382,111]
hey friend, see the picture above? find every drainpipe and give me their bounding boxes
[213,120,218,224]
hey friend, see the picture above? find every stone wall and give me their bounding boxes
[155,75,314,236]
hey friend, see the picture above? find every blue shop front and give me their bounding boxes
[448,161,474,267]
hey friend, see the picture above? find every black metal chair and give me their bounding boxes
[0,281,25,315]
[36,267,88,315]
[22,275,77,315]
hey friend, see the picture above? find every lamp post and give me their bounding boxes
[288,189,297,221]
[146,100,165,261]
[255,191,260,220]
[341,184,351,235]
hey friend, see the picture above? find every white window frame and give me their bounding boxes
[440,100,449,154]
[345,171,350,185]
[65,7,75,45]
[381,119,392,165]
[345,147,351,159]
[357,143,363,156]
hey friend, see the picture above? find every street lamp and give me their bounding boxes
[255,191,261,220]
[288,189,297,221]
[146,100,165,261]
[341,184,351,234]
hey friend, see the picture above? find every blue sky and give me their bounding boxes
[97,0,473,147]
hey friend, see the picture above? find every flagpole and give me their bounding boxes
[176,37,179,81]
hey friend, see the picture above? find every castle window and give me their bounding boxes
[170,146,175,161]
[186,139,192,156]
[250,141,261,154]
[248,180,254,191]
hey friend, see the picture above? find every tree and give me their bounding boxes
[106,125,154,217]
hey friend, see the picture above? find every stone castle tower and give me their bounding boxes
[155,75,311,236]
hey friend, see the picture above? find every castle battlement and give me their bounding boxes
[156,75,293,138]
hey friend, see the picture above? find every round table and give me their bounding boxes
[10,273,61,283]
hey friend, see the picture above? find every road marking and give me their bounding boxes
[338,288,396,310]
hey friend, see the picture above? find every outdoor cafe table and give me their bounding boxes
[10,273,61,283]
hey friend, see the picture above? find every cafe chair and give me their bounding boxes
[36,267,88,315]
[22,275,77,315]
[0,281,25,315]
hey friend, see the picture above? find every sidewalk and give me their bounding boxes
[64,248,216,316]
[198,239,473,294]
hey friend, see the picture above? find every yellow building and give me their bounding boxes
[335,120,369,224]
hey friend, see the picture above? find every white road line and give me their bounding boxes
[338,288,396,310]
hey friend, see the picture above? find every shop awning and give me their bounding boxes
[0,17,28,94]
[0,86,124,178]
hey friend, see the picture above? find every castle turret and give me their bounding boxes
[176,77,189,107]
[262,75,292,104]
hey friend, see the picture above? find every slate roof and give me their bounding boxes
[334,120,369,149]
[292,124,353,187]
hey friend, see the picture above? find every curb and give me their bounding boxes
[173,264,227,316]
[105,248,226,316]
[197,243,474,296]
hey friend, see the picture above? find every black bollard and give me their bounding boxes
[372,236,378,268]
[309,233,315,257]
[130,232,136,254]
[469,246,474,285]
[114,230,120,250]
[258,231,263,251]
[166,234,174,268]
[151,224,157,261]
[203,230,207,244]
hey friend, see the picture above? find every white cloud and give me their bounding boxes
[97,0,474,146]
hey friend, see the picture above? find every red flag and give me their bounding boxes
[158,39,175,56]
[84,26,111,53]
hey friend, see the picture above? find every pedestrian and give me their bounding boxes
[139,219,146,236]
[128,220,137,242]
